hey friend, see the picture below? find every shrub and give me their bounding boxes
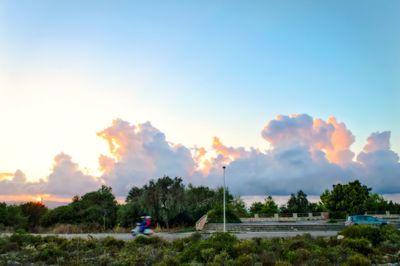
[208,232,238,255]
[9,232,41,247]
[294,248,311,264]
[0,239,19,253]
[259,251,276,266]
[212,251,233,266]
[101,236,125,249]
[233,254,253,266]
[200,247,216,262]
[36,243,65,264]
[275,261,291,266]
[154,255,180,266]
[341,238,373,255]
[207,205,241,223]
[379,240,399,254]
[134,245,164,265]
[344,254,371,266]
[330,211,347,219]
[340,225,383,246]
[233,239,256,255]
[134,235,167,248]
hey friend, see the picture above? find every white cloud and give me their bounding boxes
[1,115,399,199]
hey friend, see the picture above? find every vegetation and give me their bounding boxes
[321,180,400,218]
[1,178,400,232]
[0,225,399,265]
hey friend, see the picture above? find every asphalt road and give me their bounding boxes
[21,231,339,241]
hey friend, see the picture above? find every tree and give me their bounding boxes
[126,186,142,202]
[249,202,264,215]
[117,202,143,228]
[250,196,279,215]
[41,205,75,227]
[156,176,185,228]
[20,202,47,231]
[231,197,248,217]
[75,185,118,229]
[286,190,310,213]
[261,196,279,214]
[320,180,371,216]
[184,185,216,224]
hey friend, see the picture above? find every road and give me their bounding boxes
[18,231,339,241]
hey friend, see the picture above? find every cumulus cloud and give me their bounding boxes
[41,153,102,196]
[0,170,31,195]
[0,154,101,197]
[1,114,399,199]
[261,114,355,165]
[355,132,400,193]
[203,115,398,195]
[97,119,197,195]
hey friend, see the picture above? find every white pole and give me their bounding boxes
[223,166,226,233]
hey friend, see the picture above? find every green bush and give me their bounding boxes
[208,232,238,255]
[233,239,256,255]
[340,225,383,246]
[344,254,371,266]
[233,254,253,266]
[341,238,373,255]
[212,251,233,266]
[200,247,216,262]
[275,261,291,266]
[0,239,19,253]
[134,235,167,248]
[207,205,241,223]
[36,243,65,264]
[9,232,41,246]
[294,248,311,264]
[259,250,276,266]
[330,211,347,219]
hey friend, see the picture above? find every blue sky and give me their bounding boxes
[0,1,399,193]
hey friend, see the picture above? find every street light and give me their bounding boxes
[223,166,226,232]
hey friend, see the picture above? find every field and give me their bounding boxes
[0,225,399,265]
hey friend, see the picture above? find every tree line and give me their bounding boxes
[0,178,399,232]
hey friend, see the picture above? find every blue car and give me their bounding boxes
[345,215,388,226]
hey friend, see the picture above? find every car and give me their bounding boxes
[345,215,388,226]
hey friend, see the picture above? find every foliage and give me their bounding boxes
[231,197,249,217]
[207,205,241,223]
[340,225,384,246]
[344,254,371,266]
[286,190,310,213]
[321,180,371,215]
[250,196,279,215]
[0,226,399,265]
[41,185,118,230]
[0,203,27,229]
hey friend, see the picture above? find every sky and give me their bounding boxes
[0,1,399,204]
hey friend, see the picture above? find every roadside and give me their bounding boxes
[1,230,339,241]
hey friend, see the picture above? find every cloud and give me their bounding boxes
[1,114,399,200]
[0,154,101,198]
[97,119,197,196]
[356,132,400,193]
[203,115,398,195]
[261,114,355,165]
[41,153,102,196]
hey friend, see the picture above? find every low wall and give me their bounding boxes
[241,212,400,223]
[241,212,329,223]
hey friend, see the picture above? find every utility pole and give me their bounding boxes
[223,166,226,232]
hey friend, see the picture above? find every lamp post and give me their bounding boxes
[223,166,226,232]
